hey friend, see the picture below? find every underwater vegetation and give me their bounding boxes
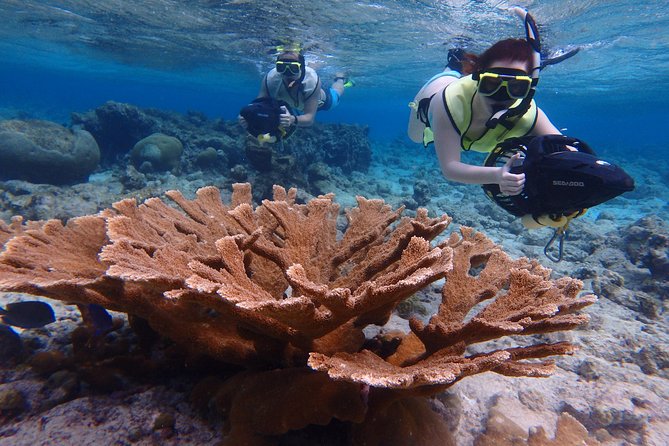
[0,183,596,445]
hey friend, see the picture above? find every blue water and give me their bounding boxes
[1,1,668,157]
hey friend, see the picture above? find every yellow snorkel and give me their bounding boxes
[275,42,302,54]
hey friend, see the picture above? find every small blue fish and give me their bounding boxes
[86,304,114,336]
[0,301,55,329]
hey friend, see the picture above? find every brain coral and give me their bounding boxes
[130,132,183,172]
[0,119,100,185]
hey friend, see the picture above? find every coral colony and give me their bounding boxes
[0,183,595,444]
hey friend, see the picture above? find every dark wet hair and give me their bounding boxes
[475,38,533,73]
[276,51,301,61]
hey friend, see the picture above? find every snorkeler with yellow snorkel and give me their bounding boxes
[239,43,354,145]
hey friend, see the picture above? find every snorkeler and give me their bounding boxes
[410,8,633,261]
[240,44,354,137]
[407,7,589,196]
[426,19,560,197]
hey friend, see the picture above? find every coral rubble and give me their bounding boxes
[0,183,596,445]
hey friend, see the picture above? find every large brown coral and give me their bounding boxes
[0,183,596,445]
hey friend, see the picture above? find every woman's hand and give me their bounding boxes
[499,153,525,195]
[279,106,296,128]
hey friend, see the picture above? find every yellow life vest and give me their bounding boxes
[439,75,538,153]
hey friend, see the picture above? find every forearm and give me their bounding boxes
[297,83,320,127]
[295,113,314,127]
[440,159,502,185]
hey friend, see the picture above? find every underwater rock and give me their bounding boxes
[0,180,116,222]
[272,154,296,176]
[306,162,331,181]
[590,270,655,316]
[0,387,27,415]
[307,162,334,195]
[229,164,249,182]
[130,133,183,172]
[73,101,243,169]
[72,101,157,164]
[43,370,80,409]
[185,110,208,125]
[195,146,223,169]
[286,122,372,174]
[152,411,176,433]
[623,216,669,279]
[576,358,603,381]
[72,101,372,193]
[0,120,100,185]
[245,143,273,172]
[120,165,148,191]
[634,345,669,377]
[413,179,430,206]
[0,324,23,363]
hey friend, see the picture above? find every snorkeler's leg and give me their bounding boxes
[327,87,341,110]
[332,73,346,96]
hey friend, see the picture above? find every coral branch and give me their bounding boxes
[408,227,596,358]
[309,348,511,389]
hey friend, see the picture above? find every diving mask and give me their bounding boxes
[477,68,532,100]
[276,60,302,76]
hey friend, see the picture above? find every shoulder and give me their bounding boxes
[265,69,281,84]
[442,76,476,104]
[304,66,319,82]
[446,75,476,91]
[531,107,561,134]
[266,68,280,78]
[442,76,476,110]
[301,68,320,97]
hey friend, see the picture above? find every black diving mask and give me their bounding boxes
[477,68,532,100]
